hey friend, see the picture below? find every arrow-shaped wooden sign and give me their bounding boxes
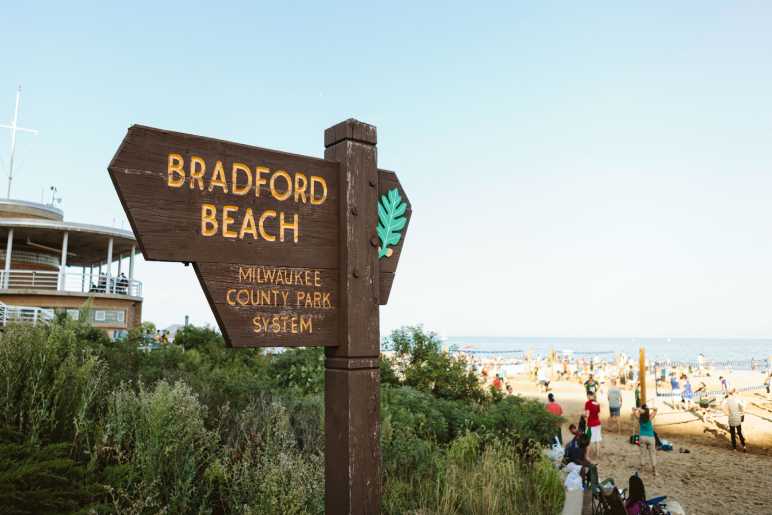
[108,124,410,347]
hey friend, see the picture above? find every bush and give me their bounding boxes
[215,399,324,514]
[384,326,485,403]
[0,428,106,514]
[98,381,218,513]
[0,321,107,449]
[419,434,564,515]
[267,347,325,395]
[479,395,564,448]
[0,321,567,514]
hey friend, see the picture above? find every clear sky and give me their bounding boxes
[3,2,772,338]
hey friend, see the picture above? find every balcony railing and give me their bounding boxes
[0,302,54,327]
[0,269,142,297]
[0,249,60,267]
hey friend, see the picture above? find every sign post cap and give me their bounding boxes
[324,118,377,147]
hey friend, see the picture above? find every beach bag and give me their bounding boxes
[662,500,685,515]
[564,462,583,491]
[657,438,673,452]
[629,434,640,445]
[547,437,564,463]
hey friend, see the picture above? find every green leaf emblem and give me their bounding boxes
[376,188,407,259]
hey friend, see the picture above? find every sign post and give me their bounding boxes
[108,118,410,514]
[639,347,647,405]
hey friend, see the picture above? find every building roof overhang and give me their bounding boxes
[0,219,137,266]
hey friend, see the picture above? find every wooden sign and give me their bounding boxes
[109,119,409,513]
[109,124,410,346]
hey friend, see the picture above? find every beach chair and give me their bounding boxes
[589,466,626,515]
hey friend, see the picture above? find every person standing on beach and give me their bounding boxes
[607,379,623,433]
[722,389,747,451]
[537,366,550,392]
[584,392,602,459]
[545,393,564,444]
[719,375,731,394]
[765,370,771,396]
[670,373,681,410]
[633,405,658,477]
[682,375,693,410]
[584,374,599,397]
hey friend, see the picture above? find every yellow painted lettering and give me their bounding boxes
[222,205,238,238]
[252,316,263,333]
[167,153,185,187]
[300,316,313,334]
[310,176,328,205]
[270,170,292,201]
[239,267,253,283]
[209,160,228,193]
[232,162,252,195]
[190,156,206,190]
[255,166,269,197]
[259,210,277,241]
[201,203,218,236]
[239,207,258,239]
[280,212,299,243]
[294,173,308,203]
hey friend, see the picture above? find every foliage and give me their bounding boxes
[0,429,106,514]
[266,347,325,395]
[214,399,324,514]
[417,434,564,515]
[0,321,107,449]
[384,326,485,403]
[0,321,565,514]
[98,381,219,513]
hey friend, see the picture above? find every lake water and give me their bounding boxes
[445,336,772,368]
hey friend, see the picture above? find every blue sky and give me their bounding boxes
[3,2,772,337]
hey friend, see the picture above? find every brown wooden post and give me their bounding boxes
[324,119,381,514]
[639,347,647,405]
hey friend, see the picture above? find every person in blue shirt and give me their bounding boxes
[670,374,681,409]
[681,375,693,410]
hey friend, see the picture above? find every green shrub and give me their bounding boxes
[0,428,106,514]
[420,435,564,515]
[479,395,563,448]
[99,381,218,513]
[267,347,325,395]
[172,324,223,350]
[0,321,107,449]
[384,326,485,403]
[215,398,324,514]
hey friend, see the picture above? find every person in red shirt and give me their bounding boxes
[545,393,564,443]
[492,375,502,390]
[584,391,602,459]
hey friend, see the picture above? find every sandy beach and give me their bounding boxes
[506,372,772,515]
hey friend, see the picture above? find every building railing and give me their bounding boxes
[0,269,142,297]
[0,249,60,267]
[0,302,55,327]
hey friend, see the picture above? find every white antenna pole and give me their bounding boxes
[7,87,21,197]
[0,85,38,198]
